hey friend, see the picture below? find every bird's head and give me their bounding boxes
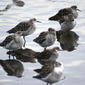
[48,28,56,34]
[71,5,81,11]
[30,18,41,23]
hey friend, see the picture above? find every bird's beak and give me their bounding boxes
[59,49,63,51]
[36,20,42,23]
[77,9,81,12]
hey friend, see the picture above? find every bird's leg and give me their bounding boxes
[47,83,49,85]
[8,50,11,59]
[13,56,14,59]
[23,36,26,47]
[44,47,46,51]
[12,50,15,59]
[50,83,52,85]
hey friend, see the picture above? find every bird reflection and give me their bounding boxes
[0,59,24,77]
[56,30,79,51]
[33,61,64,85]
[7,48,36,63]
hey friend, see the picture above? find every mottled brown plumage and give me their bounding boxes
[33,28,56,50]
[49,5,80,22]
[35,47,62,65]
[33,62,64,85]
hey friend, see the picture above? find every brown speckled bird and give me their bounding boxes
[7,18,41,47]
[33,61,64,85]
[33,28,56,50]
[35,47,62,65]
[49,5,80,21]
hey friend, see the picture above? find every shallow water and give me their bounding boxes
[0,0,85,85]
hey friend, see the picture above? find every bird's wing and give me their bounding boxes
[33,32,48,44]
[58,8,72,16]
[36,50,52,59]
[34,69,42,73]
[0,35,14,46]
[7,22,30,33]
[37,64,54,78]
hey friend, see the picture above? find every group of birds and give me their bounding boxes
[0,4,80,85]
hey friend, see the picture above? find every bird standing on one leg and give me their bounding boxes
[7,18,41,47]
[33,28,56,51]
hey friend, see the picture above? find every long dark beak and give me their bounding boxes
[77,9,81,12]
[36,20,42,23]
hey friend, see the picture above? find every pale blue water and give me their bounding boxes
[0,0,85,85]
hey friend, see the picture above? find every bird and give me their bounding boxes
[13,0,25,7]
[49,5,80,21]
[7,18,41,47]
[0,4,12,12]
[35,47,62,65]
[0,31,23,59]
[60,14,76,31]
[0,59,24,77]
[33,61,64,85]
[7,48,37,63]
[33,28,56,50]
[56,30,79,51]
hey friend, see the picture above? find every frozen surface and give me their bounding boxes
[0,0,85,85]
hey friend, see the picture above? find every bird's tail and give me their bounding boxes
[34,69,41,73]
[0,43,4,46]
[0,60,3,65]
[33,75,41,79]
[7,30,12,33]
[49,14,59,21]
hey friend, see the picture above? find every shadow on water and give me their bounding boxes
[0,59,24,78]
[56,30,79,51]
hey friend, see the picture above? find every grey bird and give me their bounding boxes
[0,31,23,59]
[60,14,76,31]
[33,28,56,50]
[7,18,41,47]
[33,61,64,85]
[0,59,24,77]
[49,5,80,21]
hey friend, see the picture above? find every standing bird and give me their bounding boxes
[35,47,62,65]
[0,31,23,59]
[49,5,80,21]
[60,14,76,31]
[33,61,64,85]
[33,28,56,50]
[0,59,24,77]
[7,18,41,47]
